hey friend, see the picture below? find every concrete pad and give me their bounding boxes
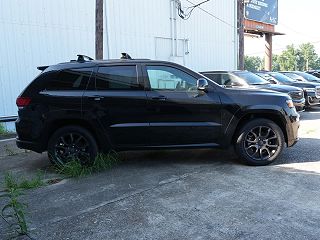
[0,110,319,240]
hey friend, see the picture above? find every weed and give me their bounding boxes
[0,123,7,135]
[55,152,120,178]
[19,170,45,190]
[0,171,46,238]
[1,173,28,236]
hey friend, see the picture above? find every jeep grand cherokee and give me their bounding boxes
[16,55,299,166]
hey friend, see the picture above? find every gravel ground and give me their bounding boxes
[0,108,319,240]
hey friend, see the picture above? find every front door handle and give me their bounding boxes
[151,96,167,101]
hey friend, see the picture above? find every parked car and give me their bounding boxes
[257,71,320,108]
[201,70,305,111]
[280,71,320,83]
[16,55,299,166]
[306,70,320,78]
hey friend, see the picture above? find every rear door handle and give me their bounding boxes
[151,96,167,101]
[88,95,104,101]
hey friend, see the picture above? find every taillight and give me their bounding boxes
[16,97,31,108]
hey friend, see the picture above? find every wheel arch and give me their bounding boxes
[44,118,109,151]
[227,111,288,147]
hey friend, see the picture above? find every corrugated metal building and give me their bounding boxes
[0,0,238,129]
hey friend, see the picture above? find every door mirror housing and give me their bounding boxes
[197,78,209,91]
[268,79,278,84]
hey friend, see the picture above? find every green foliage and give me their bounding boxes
[263,42,320,71]
[244,56,262,71]
[0,171,46,238]
[277,45,299,71]
[1,173,28,236]
[55,152,120,178]
[19,170,45,190]
[299,43,318,70]
[0,123,8,135]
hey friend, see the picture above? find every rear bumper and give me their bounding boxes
[16,138,44,153]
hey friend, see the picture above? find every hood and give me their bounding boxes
[223,86,288,97]
[253,84,302,93]
[290,81,320,88]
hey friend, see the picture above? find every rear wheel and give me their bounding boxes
[48,125,98,166]
[235,119,285,166]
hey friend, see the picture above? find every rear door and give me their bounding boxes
[143,64,222,146]
[82,64,149,148]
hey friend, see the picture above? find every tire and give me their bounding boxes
[48,125,98,166]
[235,118,285,166]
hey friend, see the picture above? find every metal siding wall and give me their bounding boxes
[106,0,237,71]
[178,0,237,71]
[0,0,95,117]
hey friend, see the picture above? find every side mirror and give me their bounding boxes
[268,79,278,84]
[197,78,209,91]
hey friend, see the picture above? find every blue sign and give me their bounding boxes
[245,0,278,25]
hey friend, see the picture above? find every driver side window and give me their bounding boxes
[146,66,197,91]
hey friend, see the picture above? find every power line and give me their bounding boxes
[184,0,236,29]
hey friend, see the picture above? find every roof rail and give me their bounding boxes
[120,53,132,59]
[76,54,94,62]
[37,66,49,71]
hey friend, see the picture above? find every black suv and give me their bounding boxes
[257,71,320,108]
[16,55,299,166]
[201,70,305,111]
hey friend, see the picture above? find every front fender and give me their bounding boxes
[221,105,287,148]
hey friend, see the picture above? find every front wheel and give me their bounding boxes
[48,125,98,166]
[235,119,285,166]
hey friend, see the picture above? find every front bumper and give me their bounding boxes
[285,108,300,147]
[292,98,305,111]
[305,91,320,106]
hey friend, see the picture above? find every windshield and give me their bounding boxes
[269,72,295,83]
[282,72,307,82]
[233,71,269,85]
[295,71,320,81]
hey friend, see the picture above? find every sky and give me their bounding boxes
[244,0,320,57]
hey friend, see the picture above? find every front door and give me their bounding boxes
[143,64,222,146]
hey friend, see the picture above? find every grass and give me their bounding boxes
[55,152,120,178]
[0,171,46,237]
[0,123,8,135]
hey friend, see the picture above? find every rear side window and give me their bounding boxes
[95,66,140,90]
[45,68,92,91]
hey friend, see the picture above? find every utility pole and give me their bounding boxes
[237,0,244,70]
[95,0,103,59]
[264,33,272,71]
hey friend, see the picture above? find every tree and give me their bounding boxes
[299,43,318,70]
[244,56,262,71]
[277,45,299,71]
[272,54,280,71]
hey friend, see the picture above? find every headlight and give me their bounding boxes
[303,88,316,92]
[286,99,294,108]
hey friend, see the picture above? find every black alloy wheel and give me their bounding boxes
[48,126,98,166]
[235,119,285,166]
[244,126,279,161]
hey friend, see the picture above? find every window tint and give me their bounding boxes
[95,66,140,90]
[146,66,197,91]
[204,73,222,85]
[221,73,248,86]
[44,69,92,91]
[233,72,269,85]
